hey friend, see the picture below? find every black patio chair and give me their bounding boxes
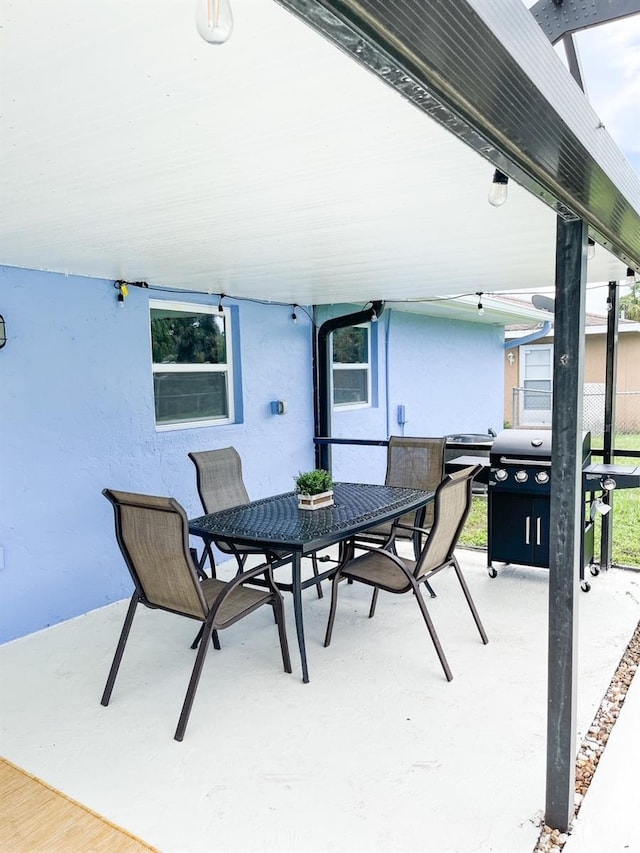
[101,488,291,741]
[189,447,323,597]
[353,436,446,596]
[324,465,487,681]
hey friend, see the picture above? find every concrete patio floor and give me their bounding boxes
[1,547,639,853]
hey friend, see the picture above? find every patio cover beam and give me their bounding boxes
[599,281,620,570]
[529,0,640,45]
[546,217,587,832]
[275,0,640,273]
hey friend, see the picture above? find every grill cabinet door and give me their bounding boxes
[488,493,550,568]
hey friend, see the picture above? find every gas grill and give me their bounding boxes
[487,429,595,590]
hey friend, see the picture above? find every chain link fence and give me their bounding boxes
[510,387,640,435]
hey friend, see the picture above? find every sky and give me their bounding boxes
[565,15,639,312]
[571,15,640,177]
[516,8,640,315]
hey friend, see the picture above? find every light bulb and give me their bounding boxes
[488,169,508,207]
[477,293,485,316]
[587,238,595,261]
[196,0,233,44]
[626,267,636,286]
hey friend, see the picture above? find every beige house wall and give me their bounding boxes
[504,331,640,430]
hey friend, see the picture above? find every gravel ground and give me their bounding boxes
[534,619,640,853]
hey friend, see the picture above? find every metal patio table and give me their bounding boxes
[189,481,433,683]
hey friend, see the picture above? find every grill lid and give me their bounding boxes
[491,429,591,465]
[490,429,552,463]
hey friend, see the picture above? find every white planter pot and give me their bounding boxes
[297,490,334,511]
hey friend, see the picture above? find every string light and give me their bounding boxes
[477,292,485,316]
[218,293,225,313]
[488,170,508,207]
[196,0,233,44]
[587,238,595,261]
[291,305,299,324]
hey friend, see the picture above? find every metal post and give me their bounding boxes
[545,217,587,832]
[600,282,619,570]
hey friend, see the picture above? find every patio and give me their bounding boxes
[1,545,638,853]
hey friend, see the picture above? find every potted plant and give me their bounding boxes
[294,469,334,510]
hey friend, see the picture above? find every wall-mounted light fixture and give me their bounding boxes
[196,0,233,44]
[488,169,508,207]
[0,314,6,349]
[115,280,129,307]
[507,351,515,366]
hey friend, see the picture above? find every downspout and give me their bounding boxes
[384,309,392,439]
[504,320,553,350]
[315,301,385,471]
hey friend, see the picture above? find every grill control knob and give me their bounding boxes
[495,469,508,482]
[514,470,529,483]
[535,471,550,484]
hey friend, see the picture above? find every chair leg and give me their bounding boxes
[272,594,292,673]
[423,579,437,599]
[101,595,138,706]
[324,571,343,647]
[233,553,248,578]
[368,587,379,618]
[175,618,216,742]
[311,554,324,599]
[190,547,208,581]
[413,586,453,682]
[190,624,220,650]
[452,557,489,644]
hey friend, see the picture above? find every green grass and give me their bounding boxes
[459,433,640,567]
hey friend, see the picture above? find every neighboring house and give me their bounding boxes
[1,265,543,643]
[504,312,640,432]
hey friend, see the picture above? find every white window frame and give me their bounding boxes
[519,343,553,426]
[150,299,235,431]
[331,322,372,410]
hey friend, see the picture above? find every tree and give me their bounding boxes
[619,280,640,322]
[151,313,226,364]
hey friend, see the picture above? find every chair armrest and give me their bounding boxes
[207,561,282,624]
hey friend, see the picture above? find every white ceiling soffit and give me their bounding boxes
[388,295,552,325]
[0,0,636,309]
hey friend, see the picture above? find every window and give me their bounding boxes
[332,323,371,408]
[520,344,553,426]
[150,301,234,429]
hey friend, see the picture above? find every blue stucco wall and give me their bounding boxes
[1,273,505,642]
[318,305,504,483]
[0,266,316,642]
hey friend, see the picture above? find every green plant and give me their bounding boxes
[294,469,334,496]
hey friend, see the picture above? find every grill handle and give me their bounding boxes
[498,457,552,467]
